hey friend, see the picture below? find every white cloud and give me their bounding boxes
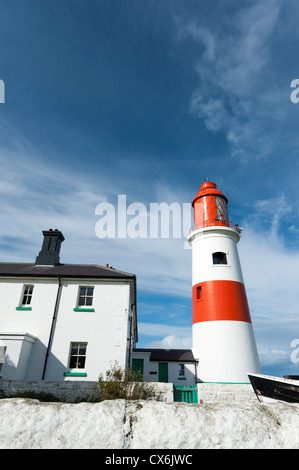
[0,144,109,263]
[253,195,292,234]
[138,324,192,350]
[258,348,290,368]
[177,0,285,160]
[144,334,192,350]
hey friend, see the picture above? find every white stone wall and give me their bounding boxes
[0,379,100,403]
[1,397,299,449]
[0,379,174,403]
[197,383,258,404]
[0,379,257,405]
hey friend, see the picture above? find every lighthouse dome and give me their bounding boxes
[192,181,228,207]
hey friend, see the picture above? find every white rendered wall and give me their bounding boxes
[0,277,132,381]
[0,278,60,379]
[0,333,36,380]
[188,227,243,285]
[192,321,261,383]
[0,279,59,334]
[159,362,197,386]
[47,280,132,382]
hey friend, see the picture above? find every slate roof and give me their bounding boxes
[0,262,135,279]
[133,348,196,362]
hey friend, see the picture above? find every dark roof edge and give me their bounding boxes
[0,263,136,279]
[133,348,196,362]
[0,273,135,279]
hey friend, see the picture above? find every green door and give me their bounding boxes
[158,363,168,382]
[132,358,144,375]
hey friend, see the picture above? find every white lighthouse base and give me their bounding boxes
[192,321,261,383]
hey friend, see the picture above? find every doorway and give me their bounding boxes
[132,358,144,376]
[158,362,168,382]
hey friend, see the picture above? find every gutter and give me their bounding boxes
[127,275,137,369]
[42,277,62,380]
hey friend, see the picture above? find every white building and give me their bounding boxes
[130,349,198,386]
[0,228,198,388]
[0,229,137,382]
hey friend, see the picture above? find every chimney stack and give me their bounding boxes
[35,229,65,266]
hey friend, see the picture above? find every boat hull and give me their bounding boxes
[248,373,299,403]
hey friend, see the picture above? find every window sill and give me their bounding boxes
[212,264,230,267]
[16,306,32,310]
[178,377,186,380]
[64,371,87,377]
[73,308,94,312]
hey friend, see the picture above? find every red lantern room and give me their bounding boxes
[192,181,230,230]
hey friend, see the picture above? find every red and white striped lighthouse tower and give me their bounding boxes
[188,181,260,383]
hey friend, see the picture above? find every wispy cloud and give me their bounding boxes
[176,0,285,160]
[0,138,109,262]
[253,194,292,237]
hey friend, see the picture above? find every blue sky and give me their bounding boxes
[0,0,299,377]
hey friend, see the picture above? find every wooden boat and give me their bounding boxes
[248,373,299,403]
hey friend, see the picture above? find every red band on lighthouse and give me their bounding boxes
[192,280,252,324]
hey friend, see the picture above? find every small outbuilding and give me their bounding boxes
[131,348,198,386]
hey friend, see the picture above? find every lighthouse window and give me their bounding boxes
[215,196,229,224]
[196,285,202,300]
[212,252,228,265]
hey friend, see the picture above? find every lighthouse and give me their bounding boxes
[188,181,260,383]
